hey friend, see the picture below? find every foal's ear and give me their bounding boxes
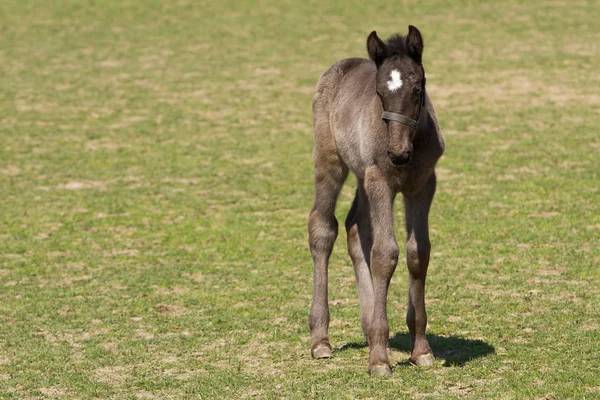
[367,31,388,67]
[406,25,424,64]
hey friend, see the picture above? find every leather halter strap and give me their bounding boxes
[381,111,417,129]
[381,65,426,130]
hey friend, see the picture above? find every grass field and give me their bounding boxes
[1,0,599,399]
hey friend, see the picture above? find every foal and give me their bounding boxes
[308,26,445,375]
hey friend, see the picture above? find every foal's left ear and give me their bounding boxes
[406,25,424,64]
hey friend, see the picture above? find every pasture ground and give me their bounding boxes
[0,0,599,398]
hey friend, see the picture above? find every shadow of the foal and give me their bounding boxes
[339,332,495,367]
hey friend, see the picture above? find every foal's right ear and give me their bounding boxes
[367,31,388,68]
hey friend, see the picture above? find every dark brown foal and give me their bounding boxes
[308,26,445,374]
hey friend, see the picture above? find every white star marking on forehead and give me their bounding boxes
[386,69,403,92]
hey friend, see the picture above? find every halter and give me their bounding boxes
[381,65,426,130]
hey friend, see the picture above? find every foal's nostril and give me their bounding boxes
[388,151,411,166]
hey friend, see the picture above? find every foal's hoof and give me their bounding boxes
[311,345,333,359]
[370,365,392,376]
[412,354,435,367]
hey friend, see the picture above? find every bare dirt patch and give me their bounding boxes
[135,390,159,399]
[0,165,21,176]
[448,384,473,396]
[529,211,561,218]
[39,387,66,397]
[97,59,122,68]
[0,357,13,366]
[93,365,131,386]
[155,303,187,315]
[153,286,189,296]
[136,329,155,340]
[56,180,106,190]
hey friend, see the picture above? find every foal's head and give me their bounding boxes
[367,26,425,166]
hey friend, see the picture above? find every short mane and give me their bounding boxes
[385,34,408,56]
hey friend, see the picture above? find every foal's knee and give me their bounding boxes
[371,240,399,277]
[308,210,338,252]
[406,237,430,276]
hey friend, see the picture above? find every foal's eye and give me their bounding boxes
[413,86,422,99]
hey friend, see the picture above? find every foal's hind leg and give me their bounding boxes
[345,182,375,343]
[403,174,436,366]
[308,130,348,359]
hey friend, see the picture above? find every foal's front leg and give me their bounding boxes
[403,174,436,366]
[364,166,399,375]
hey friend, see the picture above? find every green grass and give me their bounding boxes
[1,0,599,398]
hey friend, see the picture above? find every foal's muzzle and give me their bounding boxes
[388,150,411,166]
[381,64,427,168]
